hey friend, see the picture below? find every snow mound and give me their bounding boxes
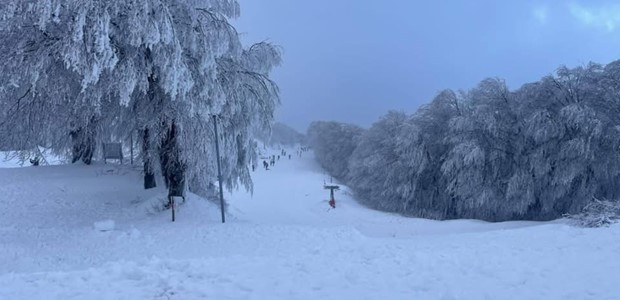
[137,194,171,215]
[93,220,115,232]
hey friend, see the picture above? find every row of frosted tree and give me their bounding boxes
[309,61,620,221]
[257,122,305,147]
[0,1,280,200]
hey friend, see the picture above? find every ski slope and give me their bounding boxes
[0,149,619,299]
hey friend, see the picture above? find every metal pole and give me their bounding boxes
[213,115,225,223]
[130,131,134,165]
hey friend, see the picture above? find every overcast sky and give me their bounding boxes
[233,0,620,132]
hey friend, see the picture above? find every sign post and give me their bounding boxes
[324,184,340,208]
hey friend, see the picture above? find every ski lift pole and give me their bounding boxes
[130,130,134,165]
[213,115,226,223]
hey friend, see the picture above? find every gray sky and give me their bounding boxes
[233,0,620,132]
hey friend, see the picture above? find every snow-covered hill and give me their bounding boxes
[1,150,618,299]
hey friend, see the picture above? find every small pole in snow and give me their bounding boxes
[213,115,225,223]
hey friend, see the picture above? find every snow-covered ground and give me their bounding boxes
[0,149,618,299]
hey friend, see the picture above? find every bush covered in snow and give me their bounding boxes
[565,199,620,228]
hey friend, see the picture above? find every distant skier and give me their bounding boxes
[288,154,291,160]
[263,160,269,170]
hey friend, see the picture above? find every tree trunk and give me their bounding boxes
[69,118,96,165]
[142,48,158,189]
[159,125,170,189]
[81,121,96,165]
[160,121,185,207]
[81,137,94,165]
[70,129,82,163]
[142,128,156,189]
[159,149,170,188]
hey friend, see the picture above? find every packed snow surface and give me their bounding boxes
[0,149,618,299]
[93,220,116,232]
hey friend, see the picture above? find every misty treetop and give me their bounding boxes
[307,121,365,181]
[309,62,620,221]
[0,1,281,200]
[259,122,305,147]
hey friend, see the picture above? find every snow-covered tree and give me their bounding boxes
[514,64,620,219]
[0,1,280,203]
[347,111,412,211]
[307,121,364,181]
[439,78,525,220]
[313,61,620,221]
[261,122,305,147]
[398,89,463,218]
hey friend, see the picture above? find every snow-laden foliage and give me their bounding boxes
[315,62,620,221]
[0,0,280,198]
[259,122,305,146]
[307,121,364,181]
[347,111,413,212]
[565,198,620,228]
